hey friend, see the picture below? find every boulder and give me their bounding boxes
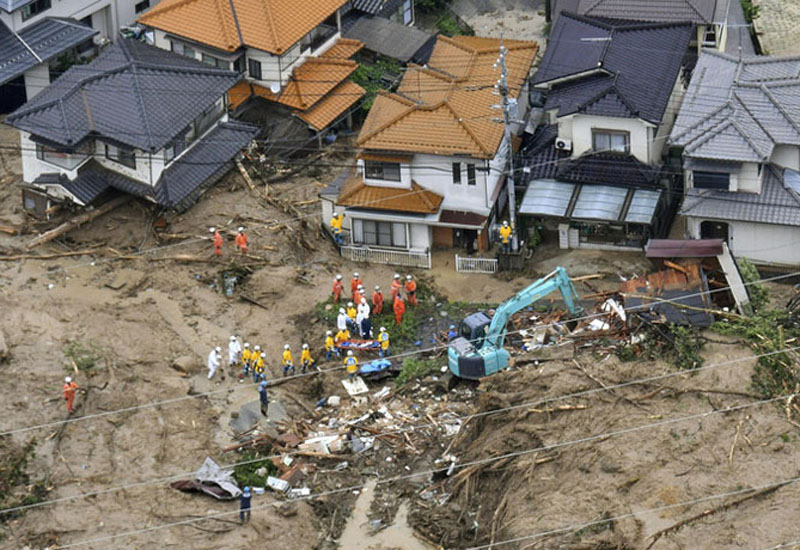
[172,354,197,375]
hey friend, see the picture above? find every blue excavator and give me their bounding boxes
[448,267,581,379]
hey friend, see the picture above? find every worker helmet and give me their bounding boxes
[254,345,261,351]
[347,301,354,307]
[361,297,367,304]
[380,327,386,332]
[209,227,215,233]
[65,376,72,383]
[244,342,250,348]
[336,274,343,280]
[375,285,380,291]
[215,346,222,353]
[230,335,236,341]
[394,273,400,279]
[333,211,338,217]
[237,226,244,232]
[302,343,309,349]
[353,272,359,278]
[284,344,290,350]
[503,221,509,227]
[450,324,456,330]
[347,350,354,356]
[406,274,412,280]
[243,486,251,494]
[339,307,345,314]
[326,330,332,336]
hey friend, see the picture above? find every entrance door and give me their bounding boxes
[700,220,729,241]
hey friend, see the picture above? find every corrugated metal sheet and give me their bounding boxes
[572,184,627,221]
[519,179,575,217]
[625,189,661,224]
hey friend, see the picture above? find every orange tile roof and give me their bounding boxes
[278,57,358,110]
[138,0,348,54]
[337,173,443,214]
[296,80,366,130]
[321,38,364,60]
[357,35,537,159]
[228,80,253,110]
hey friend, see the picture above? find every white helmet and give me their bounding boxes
[230,335,236,341]
[361,297,367,304]
[326,330,332,336]
[244,342,250,348]
[302,343,309,349]
[406,274,412,281]
[333,211,339,217]
[237,226,244,232]
[375,285,380,291]
[380,327,386,332]
[209,227,215,233]
[347,302,354,307]
[336,274,342,280]
[254,345,261,351]
[394,273,400,279]
[284,344,290,350]
[65,376,72,383]
[347,350,353,356]
[339,307,346,314]
[215,346,222,353]
[353,272,359,278]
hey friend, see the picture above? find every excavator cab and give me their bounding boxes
[459,312,491,345]
[448,312,506,379]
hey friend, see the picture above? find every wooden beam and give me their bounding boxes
[25,196,131,250]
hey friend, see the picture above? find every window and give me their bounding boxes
[400,0,413,24]
[452,162,461,184]
[353,220,407,248]
[170,41,183,55]
[36,142,90,169]
[364,161,401,182]
[202,54,228,69]
[164,144,175,163]
[467,164,476,186]
[248,58,262,80]
[183,45,196,59]
[703,26,717,45]
[233,56,245,74]
[693,171,730,190]
[135,0,150,13]
[592,129,630,153]
[105,143,136,169]
[21,0,50,21]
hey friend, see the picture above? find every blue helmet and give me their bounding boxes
[243,486,251,493]
[449,324,456,330]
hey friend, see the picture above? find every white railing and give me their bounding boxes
[455,255,498,274]
[340,245,431,269]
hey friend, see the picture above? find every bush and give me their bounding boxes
[741,0,760,22]
[737,257,769,311]
[396,357,438,386]
[63,340,105,372]
[416,0,451,13]
[667,324,705,370]
[436,14,464,36]
[233,449,277,488]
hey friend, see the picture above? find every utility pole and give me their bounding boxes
[496,36,519,253]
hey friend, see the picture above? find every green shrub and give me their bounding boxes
[741,0,760,22]
[737,257,769,311]
[396,358,438,386]
[436,15,463,36]
[233,449,277,488]
[63,340,105,372]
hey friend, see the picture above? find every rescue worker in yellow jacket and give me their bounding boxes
[240,342,252,379]
[499,220,513,253]
[344,350,358,382]
[325,330,339,360]
[300,343,315,373]
[330,212,344,245]
[282,344,295,377]
[252,353,265,383]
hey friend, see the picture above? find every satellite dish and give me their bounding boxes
[269,82,280,94]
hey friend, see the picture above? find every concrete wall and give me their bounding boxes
[567,114,653,163]
[686,216,800,266]
[771,145,800,171]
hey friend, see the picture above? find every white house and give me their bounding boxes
[670,51,800,267]
[518,14,693,250]
[138,0,366,133]
[6,38,257,214]
[319,35,537,267]
[0,0,161,112]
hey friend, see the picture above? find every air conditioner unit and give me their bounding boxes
[554,138,572,153]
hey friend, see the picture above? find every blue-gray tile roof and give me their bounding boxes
[0,0,34,13]
[533,13,693,124]
[7,38,242,152]
[0,18,98,86]
[343,15,434,63]
[33,121,258,208]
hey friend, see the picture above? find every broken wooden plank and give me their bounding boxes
[235,159,257,192]
[26,196,131,250]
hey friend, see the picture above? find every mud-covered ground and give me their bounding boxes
[2,114,800,550]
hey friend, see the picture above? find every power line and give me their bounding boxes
[51,391,800,549]
[3,343,796,517]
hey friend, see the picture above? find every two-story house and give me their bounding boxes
[0,0,162,113]
[6,38,258,213]
[547,0,736,53]
[518,14,692,250]
[138,0,366,136]
[670,51,800,267]
[320,35,537,268]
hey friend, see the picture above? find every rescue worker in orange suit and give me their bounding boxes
[404,274,418,307]
[390,273,403,302]
[332,274,344,303]
[353,285,363,307]
[350,272,362,298]
[63,376,79,414]
[372,285,384,315]
[393,294,406,325]
[235,226,248,254]
[210,227,223,256]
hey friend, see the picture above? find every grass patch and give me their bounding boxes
[233,449,277,489]
[396,358,439,386]
[63,340,106,373]
[0,436,47,523]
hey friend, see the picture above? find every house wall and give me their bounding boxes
[342,213,432,251]
[94,140,153,183]
[686,216,800,266]
[771,145,800,171]
[5,0,114,38]
[23,64,49,100]
[356,158,413,188]
[411,152,498,216]
[652,71,686,163]
[684,160,762,193]
[567,114,652,164]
